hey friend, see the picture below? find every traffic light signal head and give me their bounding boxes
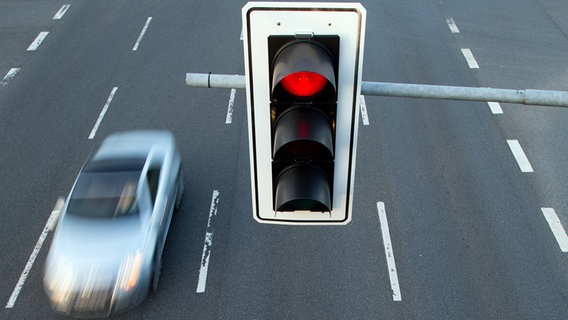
[269,35,338,213]
[243,2,366,225]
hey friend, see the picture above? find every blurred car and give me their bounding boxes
[43,130,183,317]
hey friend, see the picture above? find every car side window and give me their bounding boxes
[146,167,160,205]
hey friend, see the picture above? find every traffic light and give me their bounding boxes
[242,2,366,225]
[270,35,338,213]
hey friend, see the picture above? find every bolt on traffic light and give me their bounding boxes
[243,2,366,225]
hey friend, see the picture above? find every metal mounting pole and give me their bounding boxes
[185,73,246,89]
[185,72,568,108]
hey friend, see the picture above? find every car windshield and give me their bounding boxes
[67,170,141,219]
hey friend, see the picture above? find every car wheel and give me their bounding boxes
[151,250,162,292]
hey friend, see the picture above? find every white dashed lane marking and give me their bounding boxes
[225,89,236,124]
[377,202,402,301]
[488,101,503,114]
[53,4,70,20]
[27,32,49,51]
[541,208,568,252]
[88,87,118,140]
[446,17,460,33]
[197,190,220,293]
[132,17,152,51]
[461,48,479,69]
[360,95,369,126]
[507,139,534,173]
[1,68,21,85]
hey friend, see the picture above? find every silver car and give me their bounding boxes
[43,130,183,317]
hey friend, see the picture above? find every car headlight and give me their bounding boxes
[117,251,143,292]
[44,257,78,306]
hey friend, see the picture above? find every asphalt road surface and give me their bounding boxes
[1,0,568,319]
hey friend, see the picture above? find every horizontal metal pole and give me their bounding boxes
[185,73,246,89]
[361,82,568,107]
[185,72,568,108]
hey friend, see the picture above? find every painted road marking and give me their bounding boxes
[197,190,220,293]
[446,17,460,33]
[461,48,479,69]
[5,197,64,308]
[506,139,534,173]
[541,208,568,252]
[88,87,118,140]
[488,101,503,114]
[132,17,152,51]
[360,95,369,126]
[53,4,70,20]
[377,201,402,301]
[1,68,21,85]
[225,89,236,124]
[27,32,49,51]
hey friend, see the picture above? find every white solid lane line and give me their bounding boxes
[1,68,21,85]
[53,4,71,20]
[506,139,534,173]
[27,32,49,51]
[132,17,153,51]
[197,190,220,293]
[541,208,568,252]
[446,17,460,33]
[461,48,479,69]
[5,197,64,309]
[88,87,118,140]
[377,202,402,301]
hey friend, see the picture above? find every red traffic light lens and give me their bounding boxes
[280,71,328,98]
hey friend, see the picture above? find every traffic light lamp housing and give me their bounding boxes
[270,35,338,213]
[243,2,366,225]
[269,36,339,102]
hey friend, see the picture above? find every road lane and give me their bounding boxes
[438,0,568,228]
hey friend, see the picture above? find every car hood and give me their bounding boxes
[45,216,145,285]
[93,130,174,162]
